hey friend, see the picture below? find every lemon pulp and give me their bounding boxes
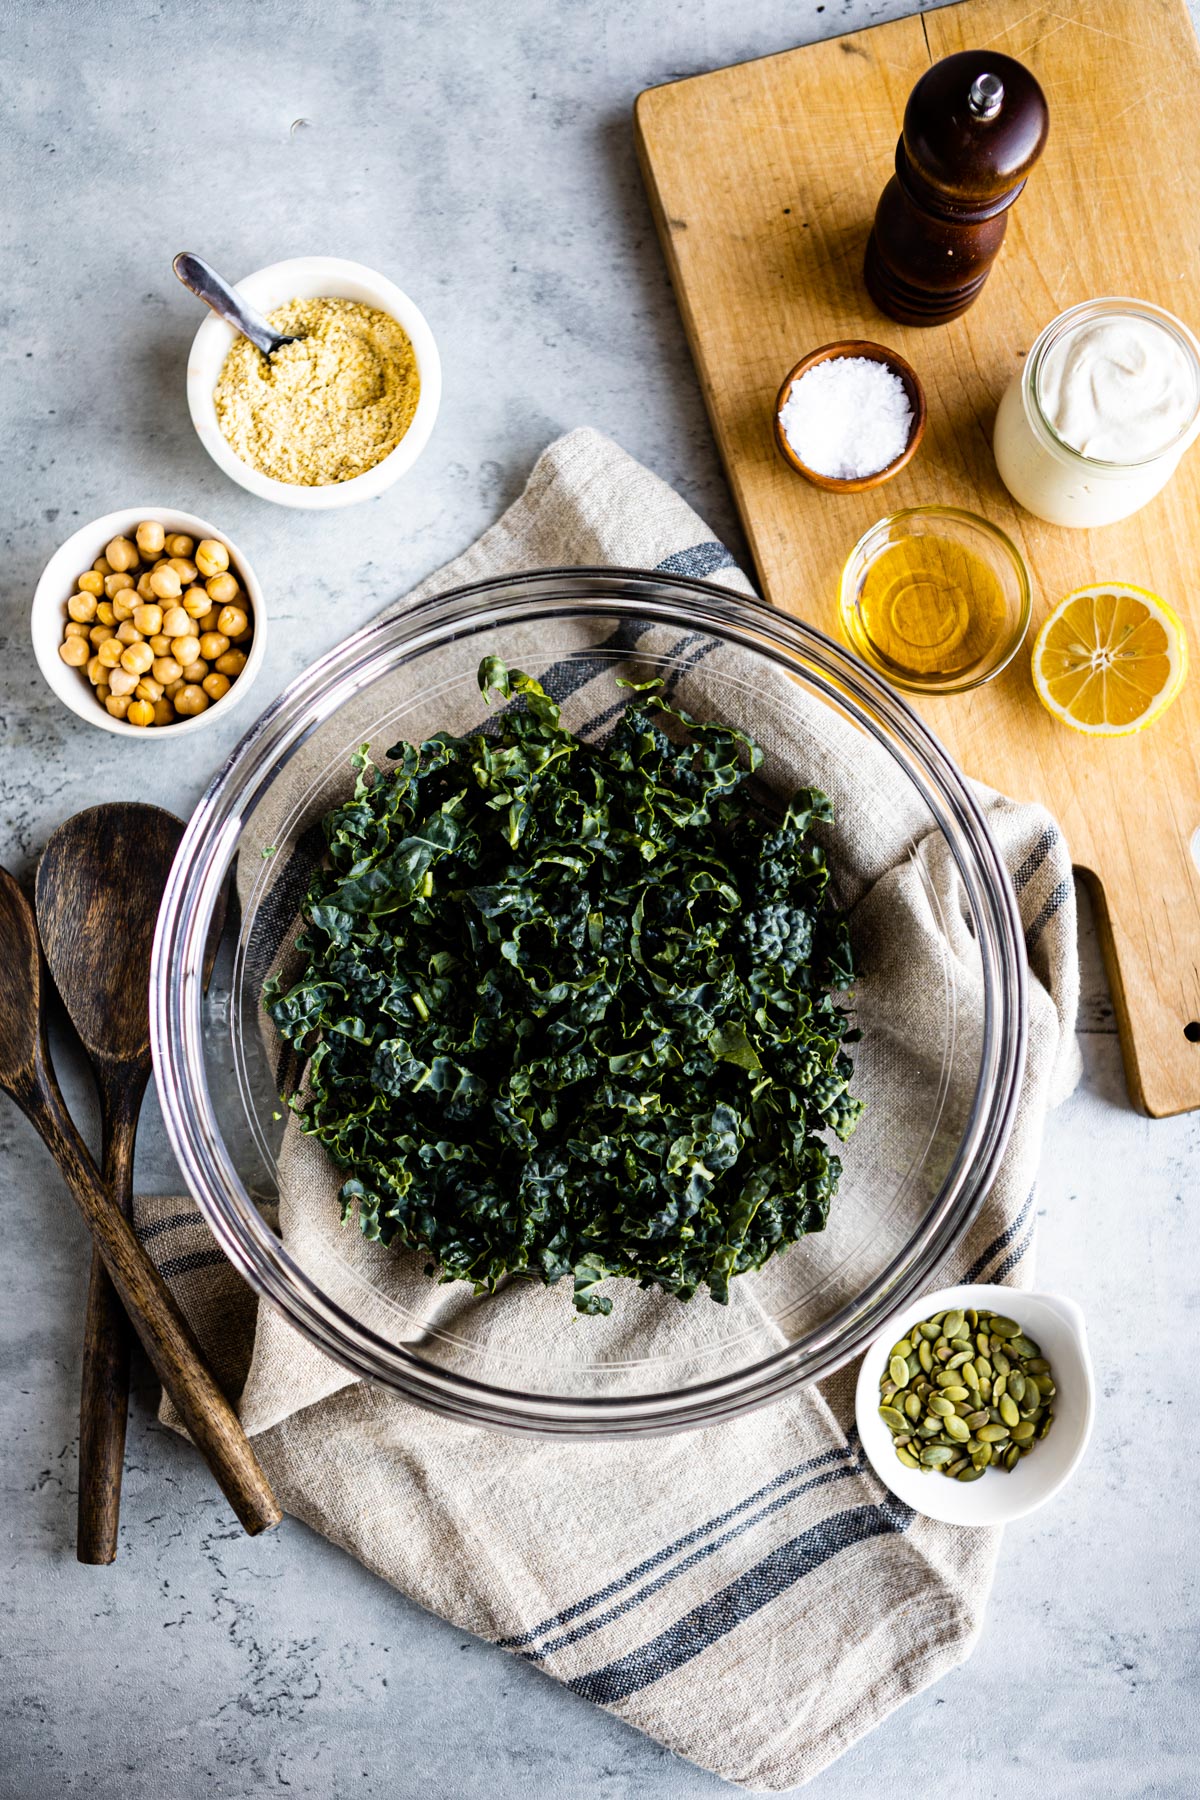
[852,535,1009,683]
[1031,583,1187,736]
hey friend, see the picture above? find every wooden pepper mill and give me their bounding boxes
[864,49,1049,327]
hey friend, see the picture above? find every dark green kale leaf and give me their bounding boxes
[264,658,864,1316]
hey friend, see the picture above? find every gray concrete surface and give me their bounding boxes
[2,2,1197,1796]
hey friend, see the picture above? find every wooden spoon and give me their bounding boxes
[37,804,184,1563]
[0,863,280,1541]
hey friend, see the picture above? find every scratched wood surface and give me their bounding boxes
[636,0,1200,1116]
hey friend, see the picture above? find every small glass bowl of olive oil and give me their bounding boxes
[840,505,1032,695]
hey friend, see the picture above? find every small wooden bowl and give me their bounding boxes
[774,340,927,492]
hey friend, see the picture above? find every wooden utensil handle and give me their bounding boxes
[76,1085,139,1565]
[22,1068,281,1537]
[77,1245,131,1562]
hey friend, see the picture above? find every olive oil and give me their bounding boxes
[847,533,1010,686]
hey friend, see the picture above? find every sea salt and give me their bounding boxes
[779,355,913,480]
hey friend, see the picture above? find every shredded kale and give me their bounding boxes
[264,657,863,1316]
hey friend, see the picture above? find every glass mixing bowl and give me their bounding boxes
[152,570,1026,1435]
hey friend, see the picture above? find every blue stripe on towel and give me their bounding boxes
[567,1501,909,1706]
[528,1457,861,1663]
[498,1444,855,1652]
[654,542,740,580]
[964,1185,1036,1283]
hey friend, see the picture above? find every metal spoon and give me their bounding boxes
[37,803,184,1563]
[173,251,297,358]
[0,863,281,1542]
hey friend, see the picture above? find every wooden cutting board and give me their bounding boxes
[635,0,1200,1117]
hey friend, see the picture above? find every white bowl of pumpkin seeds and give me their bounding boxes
[855,1283,1094,1526]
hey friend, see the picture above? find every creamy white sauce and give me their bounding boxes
[1038,315,1195,461]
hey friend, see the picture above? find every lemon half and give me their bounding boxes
[1031,582,1188,737]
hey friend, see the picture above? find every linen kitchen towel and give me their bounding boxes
[135,429,1079,1792]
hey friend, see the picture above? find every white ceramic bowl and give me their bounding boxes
[185,256,441,509]
[855,1283,1094,1526]
[32,506,267,739]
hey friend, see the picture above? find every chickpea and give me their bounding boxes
[95,600,117,627]
[205,571,238,605]
[135,676,164,702]
[108,667,139,697]
[58,636,89,667]
[64,621,91,641]
[172,634,201,667]
[126,699,155,728]
[174,683,209,717]
[86,656,107,686]
[150,565,182,602]
[92,556,112,576]
[105,536,138,573]
[167,534,194,557]
[152,698,175,726]
[105,694,132,720]
[135,520,165,557]
[120,641,154,676]
[67,592,97,623]
[181,588,210,619]
[78,570,105,596]
[97,639,124,669]
[105,571,135,599]
[167,555,198,586]
[216,604,248,639]
[198,606,222,632]
[202,671,231,702]
[164,678,184,700]
[132,603,163,637]
[111,595,135,622]
[89,624,116,646]
[180,659,208,684]
[161,605,191,638]
[194,538,229,578]
[136,571,157,600]
[198,631,229,661]
[214,648,247,678]
[116,620,144,645]
[148,633,172,657]
[96,683,111,703]
[152,656,182,685]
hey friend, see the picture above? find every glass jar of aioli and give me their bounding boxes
[993,297,1200,527]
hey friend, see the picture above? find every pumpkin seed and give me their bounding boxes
[976,1331,990,1356]
[889,1356,909,1389]
[966,1409,990,1430]
[921,1445,954,1467]
[918,1339,934,1374]
[896,1447,919,1468]
[1011,1335,1040,1358]
[1007,1370,1026,1404]
[1010,1421,1035,1443]
[918,1418,942,1437]
[939,1385,969,1402]
[976,1355,992,1380]
[944,1416,970,1442]
[1034,1374,1056,1398]
[905,1393,923,1421]
[890,1337,913,1362]
[918,1320,941,1340]
[992,1374,1007,1402]
[1003,1444,1021,1471]
[1026,1356,1051,1373]
[943,1310,965,1339]
[962,1361,980,1390]
[945,1456,969,1478]
[978,1377,992,1401]
[956,1464,984,1482]
[992,1350,1011,1376]
[971,1444,992,1469]
[989,1315,1019,1338]
[999,1395,1020,1427]
[946,1351,971,1370]
[977,1423,1010,1443]
[927,1395,955,1417]
[879,1405,907,1431]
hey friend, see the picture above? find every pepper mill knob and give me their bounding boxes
[864,49,1049,327]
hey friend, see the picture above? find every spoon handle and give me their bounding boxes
[75,1081,140,1564]
[173,251,282,357]
[17,1057,281,1538]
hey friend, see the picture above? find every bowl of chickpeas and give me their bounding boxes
[32,508,265,736]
